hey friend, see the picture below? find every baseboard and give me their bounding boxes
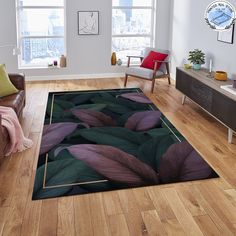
[170,72,176,80]
[25,73,125,81]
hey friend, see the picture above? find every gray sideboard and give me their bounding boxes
[176,67,236,143]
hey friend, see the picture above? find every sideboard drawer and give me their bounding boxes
[212,91,236,131]
[176,69,192,98]
[191,79,213,112]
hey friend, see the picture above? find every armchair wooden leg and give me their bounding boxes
[124,74,128,87]
[168,75,171,85]
[151,80,155,93]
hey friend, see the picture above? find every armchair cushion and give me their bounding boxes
[126,67,164,79]
[140,51,168,70]
[0,64,19,98]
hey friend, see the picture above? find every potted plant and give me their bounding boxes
[188,49,205,70]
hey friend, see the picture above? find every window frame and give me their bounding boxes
[112,0,156,64]
[15,0,66,69]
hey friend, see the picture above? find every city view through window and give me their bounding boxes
[16,0,154,67]
[112,0,155,64]
[17,0,65,67]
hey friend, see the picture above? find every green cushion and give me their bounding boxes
[0,64,19,97]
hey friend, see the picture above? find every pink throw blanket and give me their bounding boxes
[0,106,33,156]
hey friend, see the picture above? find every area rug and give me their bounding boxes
[32,88,217,200]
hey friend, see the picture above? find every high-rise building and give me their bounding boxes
[120,0,133,21]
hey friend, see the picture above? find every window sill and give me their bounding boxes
[18,66,67,70]
[112,63,140,67]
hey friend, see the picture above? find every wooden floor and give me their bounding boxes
[0,77,236,236]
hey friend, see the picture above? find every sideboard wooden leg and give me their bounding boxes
[182,95,186,105]
[228,129,233,143]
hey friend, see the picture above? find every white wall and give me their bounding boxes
[0,0,171,80]
[170,0,236,79]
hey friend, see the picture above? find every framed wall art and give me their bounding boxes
[217,24,235,44]
[78,11,99,35]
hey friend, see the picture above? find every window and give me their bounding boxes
[112,0,155,64]
[16,0,65,68]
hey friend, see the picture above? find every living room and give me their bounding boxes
[0,0,236,235]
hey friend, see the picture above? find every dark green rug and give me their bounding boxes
[32,88,217,200]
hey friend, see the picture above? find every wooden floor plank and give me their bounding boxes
[147,187,176,221]
[132,188,156,212]
[102,191,123,216]
[74,196,93,236]
[108,214,130,236]
[89,193,110,236]
[0,207,11,235]
[38,199,58,236]
[0,154,23,207]
[141,210,167,236]
[20,199,42,236]
[118,190,148,236]
[162,218,187,236]
[192,184,235,235]
[162,188,204,236]
[1,196,28,236]
[194,215,221,236]
[175,185,206,217]
[57,197,75,236]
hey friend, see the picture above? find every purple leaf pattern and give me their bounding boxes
[159,141,214,183]
[125,111,161,131]
[71,109,116,127]
[40,122,78,155]
[67,144,159,186]
[120,93,152,104]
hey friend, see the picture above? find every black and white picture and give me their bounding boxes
[78,11,99,35]
[217,24,235,44]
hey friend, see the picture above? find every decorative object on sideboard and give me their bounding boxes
[59,55,66,68]
[233,80,236,89]
[53,60,58,67]
[78,11,99,35]
[207,58,214,78]
[217,24,235,44]
[117,59,122,66]
[214,71,228,81]
[188,49,205,70]
[184,64,192,69]
[183,58,192,69]
[111,52,117,65]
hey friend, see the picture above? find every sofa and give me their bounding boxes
[0,74,25,160]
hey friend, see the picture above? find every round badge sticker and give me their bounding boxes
[205,1,236,31]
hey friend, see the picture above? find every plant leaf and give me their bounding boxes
[40,122,78,155]
[67,144,159,186]
[119,93,152,104]
[71,93,94,105]
[74,127,148,156]
[32,159,106,199]
[54,100,75,109]
[91,97,132,114]
[72,103,107,111]
[46,97,63,117]
[138,135,175,171]
[125,111,161,131]
[116,111,138,126]
[159,141,214,184]
[71,109,116,127]
[145,128,172,138]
